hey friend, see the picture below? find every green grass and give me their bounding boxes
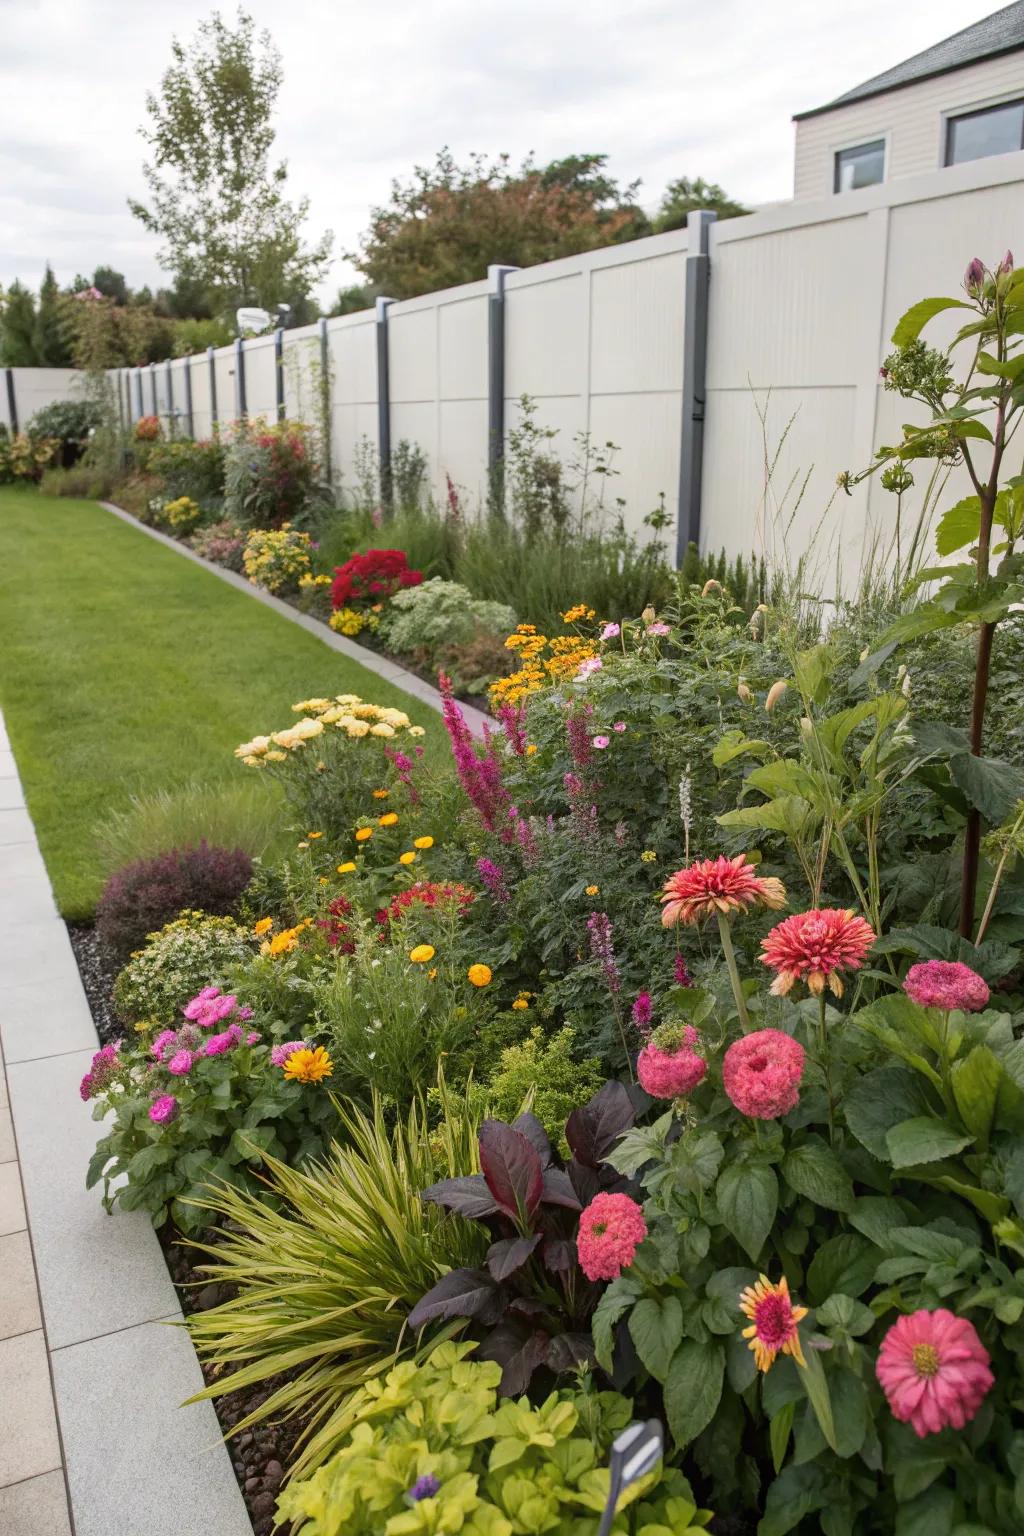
[0,488,448,918]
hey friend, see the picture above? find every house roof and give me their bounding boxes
[794,1,1024,120]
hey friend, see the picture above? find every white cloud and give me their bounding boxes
[0,0,1006,303]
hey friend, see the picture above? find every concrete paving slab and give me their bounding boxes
[0,749,18,778]
[0,1230,42,1339]
[1,978,101,1064]
[0,1470,72,1536]
[0,775,25,810]
[0,1103,14,1163]
[0,806,36,846]
[0,846,58,925]
[0,1331,62,1487]
[0,1162,26,1234]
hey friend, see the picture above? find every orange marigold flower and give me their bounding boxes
[739,1274,808,1373]
[253,917,273,937]
[282,1045,333,1084]
[355,827,373,842]
[661,854,786,928]
[378,812,399,826]
[467,964,492,987]
[760,908,876,998]
[372,789,390,799]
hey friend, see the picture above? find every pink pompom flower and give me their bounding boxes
[876,1309,993,1438]
[270,1040,307,1067]
[577,1192,648,1282]
[204,1032,234,1057]
[760,907,875,998]
[148,1094,178,1125]
[637,1023,707,1099]
[723,1029,804,1119]
[592,735,610,750]
[661,854,786,928]
[903,961,990,1013]
[183,986,221,1019]
[151,1030,178,1062]
[166,1049,194,1076]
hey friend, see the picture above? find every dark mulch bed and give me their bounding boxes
[67,921,121,1044]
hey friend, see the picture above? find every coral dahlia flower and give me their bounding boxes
[876,1309,993,1438]
[723,1029,805,1119]
[739,1275,807,1372]
[760,908,876,998]
[577,1192,648,1282]
[903,960,990,1014]
[637,1023,707,1099]
[661,854,786,928]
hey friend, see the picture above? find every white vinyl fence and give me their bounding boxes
[9,149,1023,577]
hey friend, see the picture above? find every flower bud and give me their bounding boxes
[964,257,986,296]
[737,680,753,704]
[641,605,656,624]
[997,250,1014,276]
[765,680,788,713]
[859,645,870,662]
[701,579,722,597]
[799,716,813,739]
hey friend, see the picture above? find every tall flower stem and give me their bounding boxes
[716,913,751,1032]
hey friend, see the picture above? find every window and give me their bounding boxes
[834,140,885,193]
[946,100,1024,165]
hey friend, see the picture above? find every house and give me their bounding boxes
[793,1,1024,198]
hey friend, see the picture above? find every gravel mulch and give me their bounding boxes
[67,921,121,1044]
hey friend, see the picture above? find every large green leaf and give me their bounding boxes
[782,1139,855,1212]
[716,1161,778,1262]
[757,1463,829,1536]
[664,1338,724,1446]
[806,1234,878,1305]
[717,796,816,836]
[843,1066,933,1160]
[935,496,981,556]
[798,1343,837,1452]
[891,296,970,347]
[886,1117,974,1169]
[628,1295,683,1385]
[769,1401,795,1474]
[949,752,1024,824]
[951,1046,1003,1151]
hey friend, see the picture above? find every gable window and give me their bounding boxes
[946,99,1024,165]
[834,140,885,193]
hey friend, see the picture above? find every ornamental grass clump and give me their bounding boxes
[96,841,253,959]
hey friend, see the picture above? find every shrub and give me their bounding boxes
[112,911,254,1026]
[379,576,515,656]
[0,428,57,483]
[96,840,253,958]
[242,523,314,593]
[134,415,161,442]
[27,398,103,463]
[184,1090,486,1480]
[188,517,246,570]
[83,987,336,1231]
[479,1025,604,1146]
[37,462,119,500]
[276,1341,711,1536]
[95,780,283,879]
[147,436,225,505]
[152,495,202,534]
[331,548,423,608]
[223,418,319,528]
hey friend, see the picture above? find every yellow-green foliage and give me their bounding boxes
[484,1026,604,1150]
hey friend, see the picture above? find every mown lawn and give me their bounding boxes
[0,489,448,917]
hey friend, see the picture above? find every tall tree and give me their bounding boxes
[129,9,333,322]
[0,281,39,366]
[652,176,748,233]
[353,149,649,300]
[33,265,73,366]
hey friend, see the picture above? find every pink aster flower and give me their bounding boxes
[167,1049,194,1076]
[876,1309,993,1438]
[204,1032,234,1056]
[149,1094,178,1125]
[577,656,602,679]
[577,1192,647,1282]
[903,961,990,1013]
[637,1027,707,1099]
[270,1040,307,1067]
[592,735,610,750]
[151,1030,178,1062]
[760,908,875,998]
[601,623,620,640]
[246,1031,261,1045]
[183,986,221,1019]
[661,854,786,928]
[723,1029,804,1119]
[613,721,627,732]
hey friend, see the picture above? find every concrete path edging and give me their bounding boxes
[100,502,492,738]
[0,711,253,1536]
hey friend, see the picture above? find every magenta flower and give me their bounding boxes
[204,1032,233,1056]
[78,1042,121,1101]
[723,1030,804,1120]
[646,623,670,636]
[592,735,610,750]
[903,960,989,1013]
[674,953,693,988]
[613,721,627,733]
[876,1309,993,1437]
[631,992,653,1034]
[638,1029,707,1099]
[601,622,620,640]
[167,1049,194,1076]
[270,1040,307,1066]
[246,1031,261,1045]
[151,1030,177,1062]
[577,1192,647,1281]
[476,857,510,904]
[587,911,620,994]
[149,1094,178,1125]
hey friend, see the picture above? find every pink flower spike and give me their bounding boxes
[876,1308,993,1437]
[577,1192,647,1281]
[903,960,989,1013]
[592,735,610,750]
[723,1029,804,1120]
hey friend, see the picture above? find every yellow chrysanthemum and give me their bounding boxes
[467,964,492,988]
[399,851,416,865]
[410,944,435,964]
[253,917,273,937]
[413,836,434,850]
[585,885,599,896]
[337,862,357,874]
[282,1046,333,1084]
[355,827,373,842]
[378,812,399,827]
[373,789,390,799]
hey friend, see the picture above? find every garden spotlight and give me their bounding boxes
[596,1419,664,1536]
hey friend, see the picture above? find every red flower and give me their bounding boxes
[876,1309,993,1438]
[661,854,786,928]
[760,907,875,998]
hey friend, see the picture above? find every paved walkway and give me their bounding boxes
[0,712,252,1536]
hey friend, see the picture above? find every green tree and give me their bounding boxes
[329,283,378,317]
[0,281,39,365]
[33,265,73,366]
[129,9,333,322]
[652,176,749,233]
[91,266,131,306]
[353,149,648,300]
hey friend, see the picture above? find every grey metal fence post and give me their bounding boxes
[274,327,285,421]
[114,369,123,433]
[487,264,519,475]
[234,337,247,421]
[318,317,332,484]
[165,358,175,436]
[135,369,144,419]
[183,355,194,437]
[676,209,716,566]
[4,369,17,434]
[149,361,158,418]
[375,296,394,508]
[208,346,219,432]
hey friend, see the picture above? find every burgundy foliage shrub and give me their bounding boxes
[96,841,253,957]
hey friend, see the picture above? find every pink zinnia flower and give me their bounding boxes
[183,986,221,1019]
[151,1030,177,1062]
[592,735,610,750]
[577,1192,647,1282]
[601,623,620,640]
[661,854,786,928]
[760,908,875,998]
[876,1309,993,1438]
[149,1094,178,1125]
[903,961,990,1013]
[723,1029,804,1119]
[613,721,627,732]
[637,1027,707,1099]
[167,1049,194,1076]
[270,1040,307,1067]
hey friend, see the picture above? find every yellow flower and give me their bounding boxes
[408,726,426,738]
[413,836,434,850]
[378,812,399,826]
[585,885,599,896]
[297,841,309,849]
[253,917,273,937]
[410,944,435,964]
[265,750,286,762]
[427,967,438,980]
[399,851,416,865]
[346,721,371,738]
[337,861,357,874]
[318,877,329,886]
[355,827,373,842]
[373,789,390,799]
[526,744,538,755]
[739,1275,808,1373]
[282,1046,333,1084]
[370,722,396,738]
[512,997,529,1010]
[467,964,492,988]
[263,925,303,956]
[641,850,657,863]
[307,831,323,840]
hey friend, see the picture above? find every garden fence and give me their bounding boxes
[5,149,1022,574]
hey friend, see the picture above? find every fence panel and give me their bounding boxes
[325,313,378,492]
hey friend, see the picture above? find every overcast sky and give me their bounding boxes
[0,0,1008,304]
